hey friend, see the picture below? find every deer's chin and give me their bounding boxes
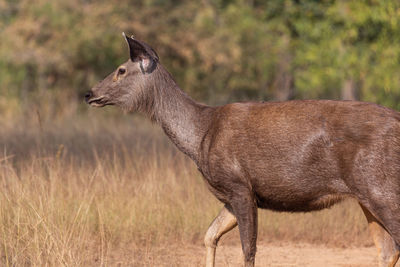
[90,102,115,107]
[90,102,106,107]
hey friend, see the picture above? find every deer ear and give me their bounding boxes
[122,33,158,74]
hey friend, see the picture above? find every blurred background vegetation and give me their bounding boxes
[1,0,400,121]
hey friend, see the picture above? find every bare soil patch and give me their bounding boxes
[106,242,378,266]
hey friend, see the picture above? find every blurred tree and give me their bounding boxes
[1,0,400,117]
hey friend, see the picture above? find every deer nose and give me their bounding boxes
[84,91,93,103]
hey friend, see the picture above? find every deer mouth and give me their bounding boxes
[88,96,114,107]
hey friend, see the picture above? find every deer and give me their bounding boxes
[85,33,400,267]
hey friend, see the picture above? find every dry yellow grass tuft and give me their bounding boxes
[0,112,373,266]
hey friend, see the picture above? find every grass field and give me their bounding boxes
[0,110,374,266]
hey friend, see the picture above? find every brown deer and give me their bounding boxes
[85,34,400,267]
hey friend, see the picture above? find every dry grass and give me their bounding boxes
[0,111,373,266]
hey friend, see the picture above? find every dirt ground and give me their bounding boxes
[210,243,378,267]
[111,242,379,266]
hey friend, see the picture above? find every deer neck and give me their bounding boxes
[149,66,213,162]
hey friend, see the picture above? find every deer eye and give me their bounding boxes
[118,68,126,75]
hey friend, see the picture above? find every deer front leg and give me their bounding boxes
[204,205,238,267]
[231,192,258,267]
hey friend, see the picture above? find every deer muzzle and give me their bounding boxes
[85,91,109,107]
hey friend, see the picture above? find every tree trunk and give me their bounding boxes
[341,78,359,100]
[272,35,294,101]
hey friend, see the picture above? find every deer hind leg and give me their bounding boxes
[360,204,400,267]
[204,205,238,267]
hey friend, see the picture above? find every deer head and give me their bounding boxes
[85,33,159,111]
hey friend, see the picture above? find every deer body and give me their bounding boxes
[86,35,400,267]
[202,100,400,211]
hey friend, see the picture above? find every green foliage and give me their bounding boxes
[1,0,400,115]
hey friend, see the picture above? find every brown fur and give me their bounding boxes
[86,36,400,266]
